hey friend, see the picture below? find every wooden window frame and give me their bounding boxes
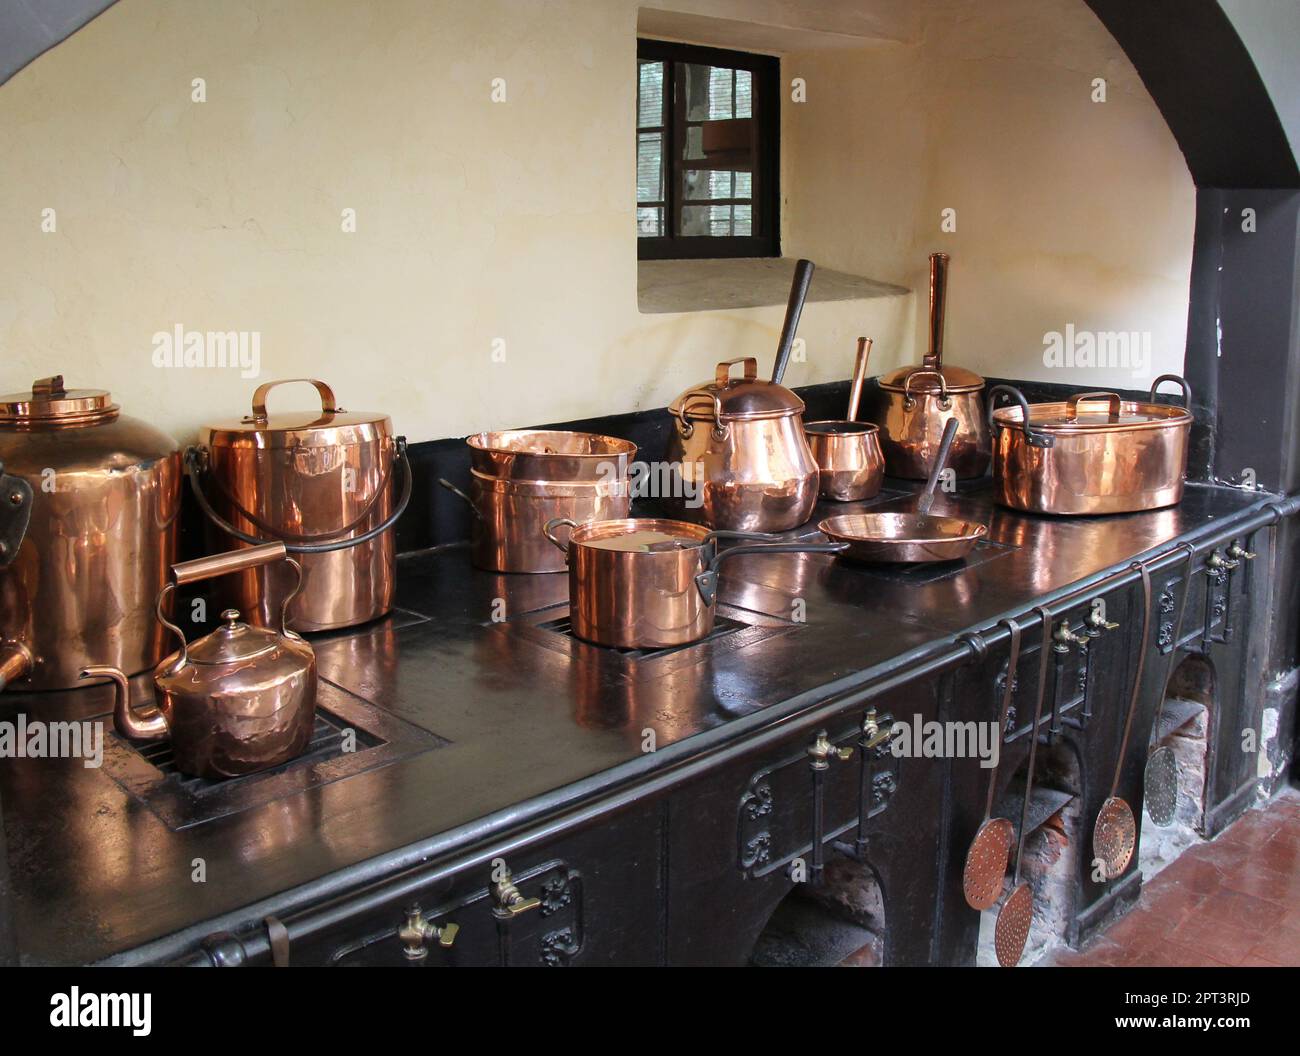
[637,39,780,260]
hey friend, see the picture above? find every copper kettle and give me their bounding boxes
[82,542,317,780]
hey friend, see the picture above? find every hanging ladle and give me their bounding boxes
[1143,543,1197,827]
[993,605,1054,967]
[962,616,1021,911]
[1092,560,1155,880]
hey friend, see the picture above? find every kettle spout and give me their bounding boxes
[80,665,169,740]
[0,642,33,692]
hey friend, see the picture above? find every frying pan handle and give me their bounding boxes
[1067,391,1122,421]
[695,540,849,605]
[917,418,960,517]
[987,385,1055,449]
[772,259,815,385]
[543,517,579,554]
[1150,374,1193,408]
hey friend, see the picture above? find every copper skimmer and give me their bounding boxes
[993,605,1054,967]
[962,616,1022,911]
[1144,543,1197,827]
[1092,560,1155,880]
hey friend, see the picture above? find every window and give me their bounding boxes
[637,40,779,259]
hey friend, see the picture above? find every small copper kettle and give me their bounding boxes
[82,542,317,779]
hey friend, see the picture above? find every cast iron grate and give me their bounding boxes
[130,709,383,791]
[535,613,748,659]
[100,681,448,830]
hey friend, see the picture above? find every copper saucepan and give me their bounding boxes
[544,517,846,649]
[804,336,885,502]
[441,429,637,573]
[819,418,988,564]
[988,377,1193,515]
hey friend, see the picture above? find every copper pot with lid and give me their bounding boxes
[0,375,181,692]
[870,253,990,479]
[82,542,317,779]
[988,377,1193,515]
[189,378,410,632]
[665,260,821,533]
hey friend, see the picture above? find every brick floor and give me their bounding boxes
[1043,787,1300,967]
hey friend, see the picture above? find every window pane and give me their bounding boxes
[637,206,664,238]
[638,60,664,127]
[637,132,663,202]
[736,70,752,118]
[733,204,752,235]
[682,204,746,237]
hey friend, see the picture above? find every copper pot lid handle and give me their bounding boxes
[246,378,342,424]
[924,252,949,371]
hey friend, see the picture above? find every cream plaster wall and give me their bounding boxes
[0,0,1192,444]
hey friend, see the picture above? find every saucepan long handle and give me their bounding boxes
[695,540,848,605]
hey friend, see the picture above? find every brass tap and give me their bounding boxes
[1053,619,1090,652]
[398,905,459,961]
[492,868,541,920]
[808,730,853,770]
[1226,542,1256,562]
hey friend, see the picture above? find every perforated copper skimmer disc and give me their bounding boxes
[963,817,1014,911]
[1093,796,1136,880]
[994,883,1033,967]
[1144,745,1179,827]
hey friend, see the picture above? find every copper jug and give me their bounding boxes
[82,543,317,779]
[0,375,181,692]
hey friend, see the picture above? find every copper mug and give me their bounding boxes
[82,542,317,779]
[544,517,846,650]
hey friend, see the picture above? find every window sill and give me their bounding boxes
[637,257,909,315]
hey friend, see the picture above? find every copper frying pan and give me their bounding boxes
[992,605,1054,967]
[819,418,987,563]
[1092,560,1155,880]
[962,617,1021,910]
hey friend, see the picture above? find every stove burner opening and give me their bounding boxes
[748,860,886,967]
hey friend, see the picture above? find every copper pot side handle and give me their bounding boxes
[1066,391,1122,421]
[543,517,579,554]
[80,665,169,741]
[695,541,849,605]
[185,439,412,554]
[246,378,340,423]
[902,370,951,410]
[987,385,1055,448]
[1150,373,1193,408]
[438,478,483,521]
[674,389,728,440]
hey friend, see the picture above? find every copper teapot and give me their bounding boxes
[82,542,317,779]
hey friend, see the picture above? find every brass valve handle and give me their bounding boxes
[398,905,459,961]
[808,730,853,770]
[861,709,892,751]
[1207,549,1240,571]
[1052,619,1090,652]
[1226,542,1256,562]
[492,874,541,920]
[1084,606,1120,636]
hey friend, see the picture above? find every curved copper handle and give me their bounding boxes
[543,517,579,554]
[1067,391,1122,421]
[674,388,728,440]
[902,369,951,410]
[987,384,1054,449]
[715,357,758,387]
[847,337,872,422]
[246,378,340,423]
[156,543,305,667]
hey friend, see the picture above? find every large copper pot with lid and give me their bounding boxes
[0,375,181,692]
[665,357,819,532]
[869,253,990,479]
[190,378,409,632]
[988,377,1193,515]
[82,542,317,779]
